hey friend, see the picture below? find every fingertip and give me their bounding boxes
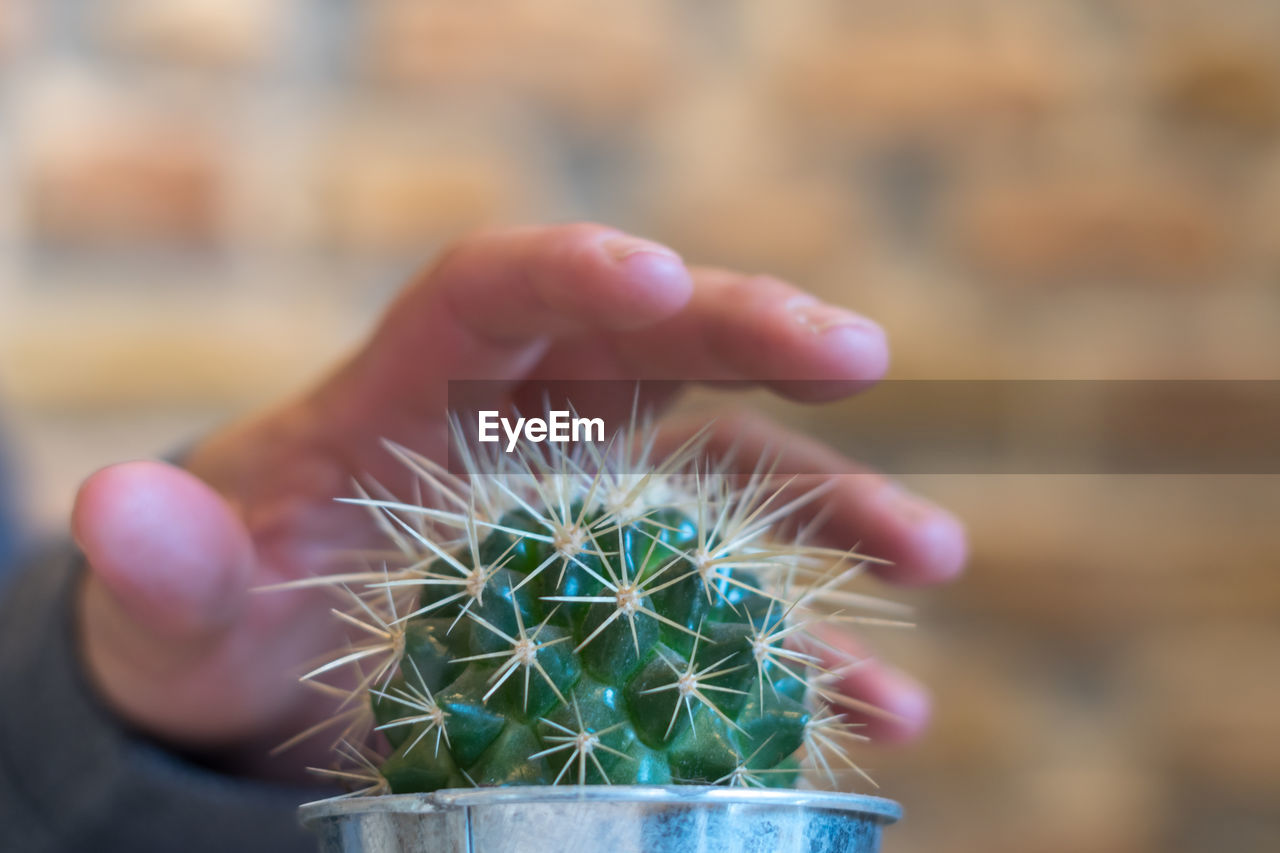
[786,298,891,384]
[859,666,932,744]
[864,484,969,587]
[828,321,891,384]
[695,273,891,398]
[74,460,253,636]
[809,627,931,743]
[876,513,969,588]
[772,319,890,401]
[603,240,695,329]
[912,511,969,584]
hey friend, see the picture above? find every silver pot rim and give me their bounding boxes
[299,785,902,826]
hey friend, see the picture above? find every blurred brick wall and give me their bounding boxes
[0,1,1277,851]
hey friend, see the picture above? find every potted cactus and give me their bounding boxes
[289,415,906,852]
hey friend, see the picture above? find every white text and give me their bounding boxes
[477,410,605,452]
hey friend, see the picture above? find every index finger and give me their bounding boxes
[311,223,695,430]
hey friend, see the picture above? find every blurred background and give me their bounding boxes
[0,0,1277,850]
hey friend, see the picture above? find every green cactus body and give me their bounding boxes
[301,425,891,794]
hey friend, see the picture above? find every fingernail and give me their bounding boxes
[603,236,681,264]
[789,298,879,336]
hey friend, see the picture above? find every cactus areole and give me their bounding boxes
[297,415,897,795]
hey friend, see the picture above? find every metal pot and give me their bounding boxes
[299,785,901,853]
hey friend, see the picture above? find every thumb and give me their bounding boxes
[71,460,274,743]
[73,460,254,640]
[73,462,342,755]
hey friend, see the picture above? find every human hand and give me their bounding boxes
[70,224,966,783]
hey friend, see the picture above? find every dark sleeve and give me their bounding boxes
[0,545,318,853]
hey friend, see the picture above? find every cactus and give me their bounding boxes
[284,416,905,795]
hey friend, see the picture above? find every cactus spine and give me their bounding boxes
[288,418,904,794]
